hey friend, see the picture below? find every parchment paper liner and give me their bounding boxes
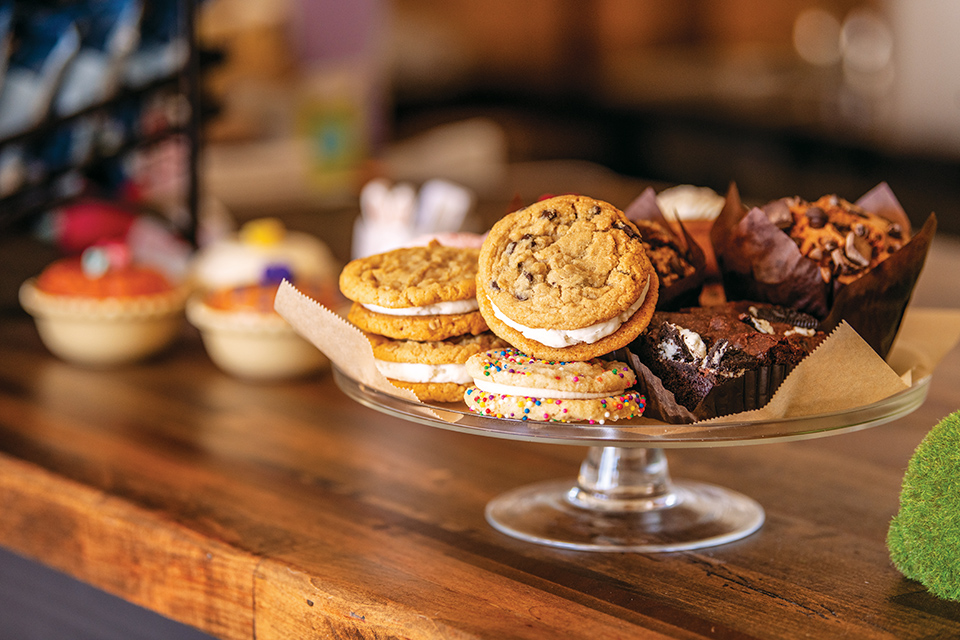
[710,182,937,358]
[623,187,707,310]
[276,280,960,431]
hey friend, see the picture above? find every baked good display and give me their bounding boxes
[711,183,936,358]
[340,241,488,341]
[187,277,336,380]
[19,246,188,366]
[367,331,508,403]
[476,195,659,361]
[627,301,826,422]
[463,347,646,423]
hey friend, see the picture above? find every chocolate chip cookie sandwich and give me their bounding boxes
[340,241,489,341]
[463,347,645,423]
[367,331,507,403]
[712,183,935,357]
[627,301,826,422]
[477,195,660,362]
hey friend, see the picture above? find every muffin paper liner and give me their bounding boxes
[622,187,707,310]
[710,182,936,358]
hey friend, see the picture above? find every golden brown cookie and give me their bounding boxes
[348,302,489,341]
[365,331,508,403]
[477,195,659,361]
[339,241,479,307]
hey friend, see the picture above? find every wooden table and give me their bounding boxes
[2,235,960,640]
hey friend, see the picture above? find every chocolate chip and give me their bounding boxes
[522,270,533,282]
[614,221,641,241]
[540,209,557,220]
[589,205,601,217]
[514,291,529,301]
[521,233,532,240]
[490,280,500,291]
[806,207,827,229]
[505,242,516,255]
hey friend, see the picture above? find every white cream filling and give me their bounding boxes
[374,359,471,384]
[473,378,616,400]
[363,298,478,316]
[491,275,650,348]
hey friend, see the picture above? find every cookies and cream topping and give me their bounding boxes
[363,298,479,316]
[490,275,650,348]
[374,360,472,384]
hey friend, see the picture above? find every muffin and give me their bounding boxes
[627,301,826,422]
[187,275,335,380]
[19,246,188,366]
[711,183,936,358]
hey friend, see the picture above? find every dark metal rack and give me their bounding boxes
[0,0,201,244]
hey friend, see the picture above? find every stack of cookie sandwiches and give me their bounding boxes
[339,241,507,402]
[462,195,661,424]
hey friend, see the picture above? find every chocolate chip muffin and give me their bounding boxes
[765,195,906,285]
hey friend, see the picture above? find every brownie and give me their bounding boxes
[630,301,825,419]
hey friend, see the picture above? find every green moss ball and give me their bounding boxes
[888,410,960,600]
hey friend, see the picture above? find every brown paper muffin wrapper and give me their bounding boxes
[710,182,936,358]
[622,187,708,310]
[614,347,790,424]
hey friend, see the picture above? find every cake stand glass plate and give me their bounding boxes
[334,367,929,552]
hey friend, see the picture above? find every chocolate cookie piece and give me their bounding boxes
[477,195,660,361]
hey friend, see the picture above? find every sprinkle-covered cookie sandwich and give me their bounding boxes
[340,241,488,341]
[477,195,659,361]
[463,347,646,423]
[367,331,507,403]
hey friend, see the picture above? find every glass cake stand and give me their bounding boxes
[334,367,930,553]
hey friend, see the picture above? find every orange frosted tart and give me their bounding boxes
[19,247,188,366]
[187,276,335,380]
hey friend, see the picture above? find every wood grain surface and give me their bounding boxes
[2,235,960,639]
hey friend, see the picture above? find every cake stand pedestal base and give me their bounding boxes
[485,446,764,552]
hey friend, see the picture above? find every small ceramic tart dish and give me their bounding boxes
[340,241,488,340]
[366,331,508,403]
[19,249,188,367]
[477,195,659,361]
[462,347,645,424]
[187,279,333,380]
